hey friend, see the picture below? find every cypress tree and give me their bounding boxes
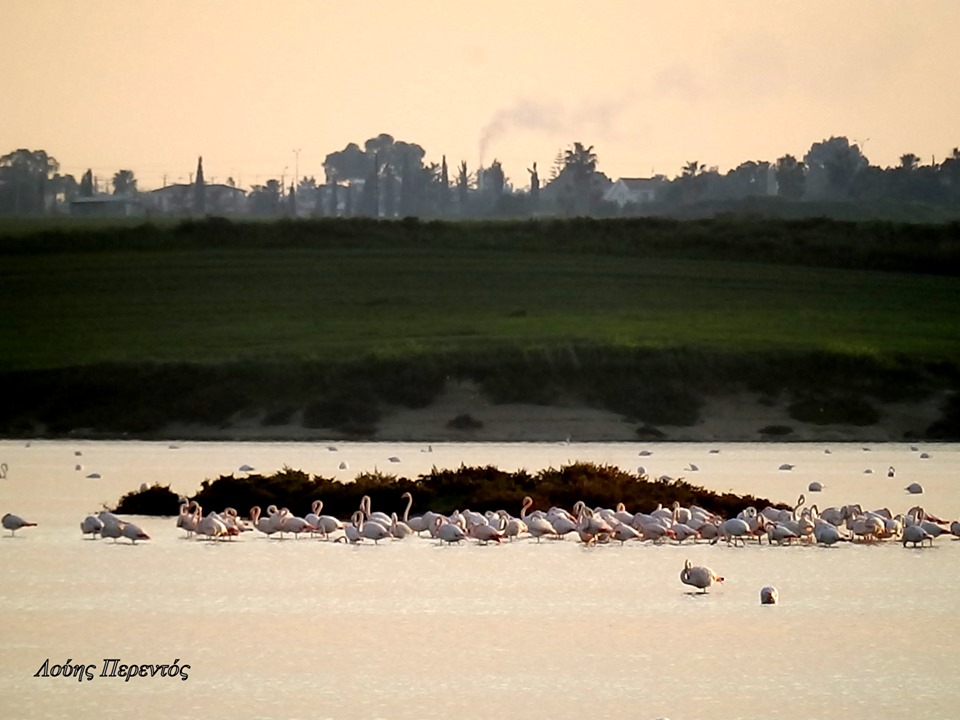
[194,156,206,215]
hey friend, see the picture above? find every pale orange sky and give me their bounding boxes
[3,0,958,190]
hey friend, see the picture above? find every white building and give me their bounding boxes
[603,177,668,208]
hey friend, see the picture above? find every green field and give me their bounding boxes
[2,217,959,436]
[4,234,959,371]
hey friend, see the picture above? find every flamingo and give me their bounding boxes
[670,522,700,543]
[176,501,198,537]
[100,520,123,543]
[195,506,229,541]
[305,501,343,539]
[497,510,527,541]
[342,512,364,543]
[907,507,948,540]
[2,513,37,537]
[520,497,555,542]
[760,586,779,605]
[813,520,843,546]
[766,522,798,545]
[611,522,642,544]
[435,516,466,545]
[220,507,251,536]
[278,508,317,539]
[400,492,429,535]
[680,559,724,593]
[467,520,503,545]
[120,521,150,544]
[80,515,103,538]
[390,512,416,539]
[359,515,392,544]
[360,496,392,530]
[902,523,933,548]
[547,512,578,539]
[249,506,281,538]
[713,517,751,546]
[98,510,123,528]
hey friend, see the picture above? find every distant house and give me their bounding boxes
[143,183,247,216]
[205,184,248,215]
[69,194,143,217]
[603,177,668,208]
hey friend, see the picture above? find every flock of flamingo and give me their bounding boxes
[4,489,959,553]
[4,487,960,602]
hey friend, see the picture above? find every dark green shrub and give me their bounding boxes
[447,413,483,430]
[788,395,880,426]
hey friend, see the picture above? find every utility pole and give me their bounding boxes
[293,148,301,188]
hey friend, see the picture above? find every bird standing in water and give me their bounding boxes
[680,559,724,593]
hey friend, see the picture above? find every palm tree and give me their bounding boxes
[899,153,919,171]
[112,169,137,196]
[682,160,705,178]
[563,142,597,176]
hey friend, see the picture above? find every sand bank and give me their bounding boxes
[159,381,947,444]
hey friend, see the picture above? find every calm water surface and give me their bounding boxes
[1,440,958,720]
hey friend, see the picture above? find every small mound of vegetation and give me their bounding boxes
[759,424,794,436]
[113,483,182,515]
[109,462,785,520]
[302,391,381,435]
[925,391,960,439]
[447,413,484,430]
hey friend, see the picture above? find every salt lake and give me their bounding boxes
[1,439,958,719]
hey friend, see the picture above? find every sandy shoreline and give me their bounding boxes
[157,380,948,444]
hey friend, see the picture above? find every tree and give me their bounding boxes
[562,142,600,214]
[550,149,565,180]
[941,147,960,203]
[79,169,94,198]
[382,163,397,218]
[323,142,367,183]
[0,148,59,215]
[49,173,79,206]
[564,142,598,177]
[359,151,381,217]
[899,153,920,171]
[324,134,427,186]
[803,137,868,200]
[398,153,416,216]
[194,156,206,215]
[287,183,297,217]
[678,160,706,203]
[248,179,282,216]
[718,161,773,200]
[775,155,805,201]
[327,179,339,216]
[112,169,137,196]
[528,162,540,207]
[457,160,470,213]
[439,155,450,215]
[483,159,505,197]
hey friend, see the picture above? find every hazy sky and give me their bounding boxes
[4,0,958,190]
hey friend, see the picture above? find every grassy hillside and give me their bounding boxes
[2,217,959,438]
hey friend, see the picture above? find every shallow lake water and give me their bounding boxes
[1,440,959,720]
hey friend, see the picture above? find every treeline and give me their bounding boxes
[4,135,960,221]
[111,463,786,521]
[4,215,960,278]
